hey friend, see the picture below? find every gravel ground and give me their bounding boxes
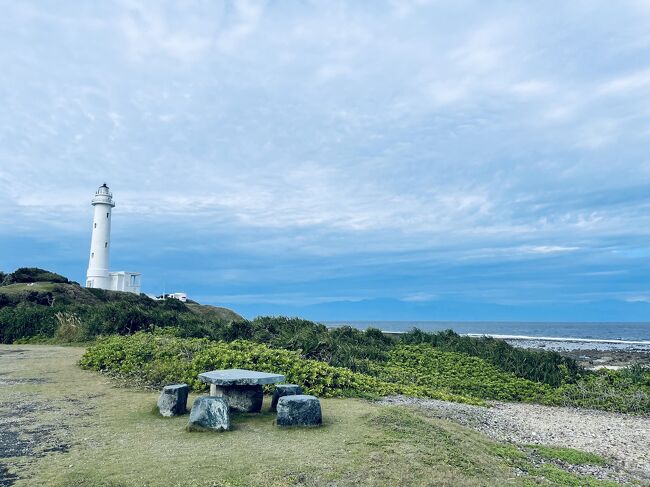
[381,396,650,481]
[0,348,83,486]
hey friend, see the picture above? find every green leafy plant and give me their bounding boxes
[526,445,608,466]
[79,332,482,404]
[78,332,650,413]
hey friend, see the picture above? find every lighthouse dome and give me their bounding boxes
[91,183,116,206]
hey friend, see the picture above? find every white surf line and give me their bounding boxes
[465,334,650,345]
[347,327,650,345]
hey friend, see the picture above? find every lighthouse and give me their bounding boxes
[86,183,114,289]
[85,184,141,293]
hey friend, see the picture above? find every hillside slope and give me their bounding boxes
[0,268,243,343]
[0,281,243,321]
[185,301,244,322]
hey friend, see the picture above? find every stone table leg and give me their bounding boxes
[210,384,225,397]
[222,385,264,413]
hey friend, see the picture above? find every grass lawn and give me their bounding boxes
[0,345,625,487]
[0,282,58,296]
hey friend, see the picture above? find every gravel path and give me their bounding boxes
[381,396,650,479]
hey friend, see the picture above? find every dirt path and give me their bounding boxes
[0,345,103,487]
[381,396,650,479]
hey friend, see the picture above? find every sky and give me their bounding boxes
[1,1,650,322]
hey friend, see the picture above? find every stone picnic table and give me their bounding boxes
[198,368,285,413]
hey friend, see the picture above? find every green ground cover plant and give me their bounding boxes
[79,332,481,404]
[0,269,584,387]
[0,269,242,343]
[371,344,552,401]
[400,328,585,386]
[0,270,580,388]
[526,445,608,466]
[552,366,650,414]
[79,332,650,413]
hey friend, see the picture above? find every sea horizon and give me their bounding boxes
[324,320,650,342]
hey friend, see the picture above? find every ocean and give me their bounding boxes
[325,321,650,351]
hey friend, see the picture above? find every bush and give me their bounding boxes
[550,368,650,414]
[78,332,650,414]
[369,344,551,402]
[206,318,583,386]
[400,329,583,386]
[0,303,57,343]
[79,332,482,404]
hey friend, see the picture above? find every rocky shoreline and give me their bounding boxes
[502,337,650,370]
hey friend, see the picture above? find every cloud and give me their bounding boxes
[597,67,650,96]
[118,1,217,61]
[625,295,650,303]
[401,293,437,302]
[215,0,264,53]
[525,246,581,255]
[511,80,554,96]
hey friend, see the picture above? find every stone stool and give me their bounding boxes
[276,395,322,427]
[270,384,303,412]
[157,383,189,417]
[186,396,230,432]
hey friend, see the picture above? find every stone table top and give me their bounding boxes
[198,368,285,386]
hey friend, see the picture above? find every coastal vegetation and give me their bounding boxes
[79,330,650,414]
[2,267,650,414]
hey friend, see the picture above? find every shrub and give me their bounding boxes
[79,332,483,405]
[54,312,87,342]
[0,303,57,343]
[369,344,551,402]
[550,368,650,414]
[400,329,583,386]
[78,332,650,414]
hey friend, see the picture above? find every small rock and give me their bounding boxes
[157,384,189,417]
[186,396,230,432]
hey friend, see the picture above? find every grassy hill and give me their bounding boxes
[0,267,243,343]
[185,301,244,323]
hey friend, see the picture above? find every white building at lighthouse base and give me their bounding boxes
[108,272,141,294]
[87,272,141,293]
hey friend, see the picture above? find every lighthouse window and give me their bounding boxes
[105,242,108,248]
[91,252,94,258]
[106,213,109,218]
[94,223,96,228]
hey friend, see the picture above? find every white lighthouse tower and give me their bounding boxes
[85,183,141,293]
[86,183,114,289]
